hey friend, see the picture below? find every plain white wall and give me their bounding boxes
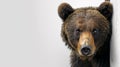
[110,0,120,67]
[0,0,118,67]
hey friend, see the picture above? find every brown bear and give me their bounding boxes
[58,1,113,67]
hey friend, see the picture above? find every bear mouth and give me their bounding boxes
[80,54,95,61]
[79,51,96,61]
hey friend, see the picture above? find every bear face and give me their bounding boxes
[58,2,112,60]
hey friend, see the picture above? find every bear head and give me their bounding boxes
[58,1,113,60]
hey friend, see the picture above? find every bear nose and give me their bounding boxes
[81,46,91,56]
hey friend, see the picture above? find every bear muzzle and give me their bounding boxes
[77,32,96,58]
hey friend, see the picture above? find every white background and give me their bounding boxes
[0,0,119,67]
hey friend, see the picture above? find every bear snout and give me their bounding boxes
[77,32,96,57]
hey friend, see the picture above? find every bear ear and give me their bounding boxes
[97,1,113,21]
[58,3,74,21]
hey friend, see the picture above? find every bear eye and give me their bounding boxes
[75,29,82,36]
[76,29,81,33]
[92,29,99,34]
[75,29,82,40]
